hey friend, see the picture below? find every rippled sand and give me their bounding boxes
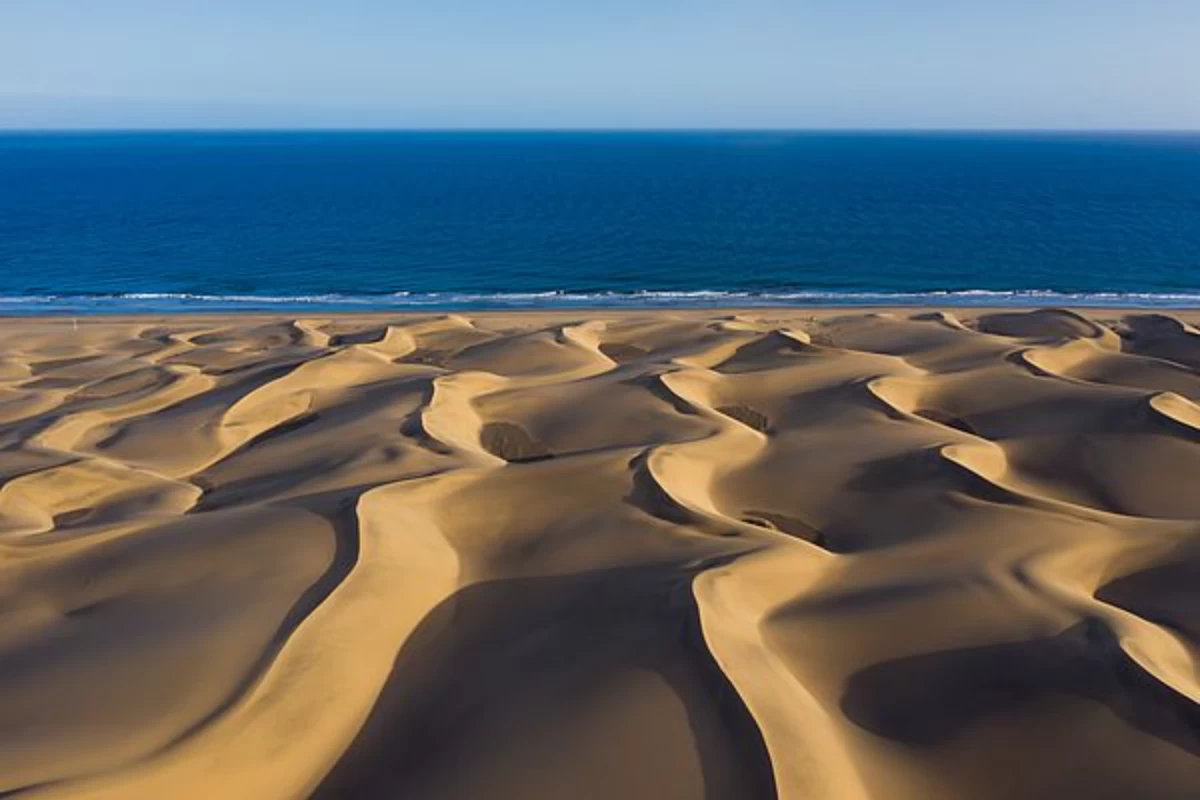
[2,308,1199,799]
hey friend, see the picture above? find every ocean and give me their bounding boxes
[1,131,1199,313]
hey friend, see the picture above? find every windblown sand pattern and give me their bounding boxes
[2,308,1199,799]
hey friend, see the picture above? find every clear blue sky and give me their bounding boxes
[2,0,1197,129]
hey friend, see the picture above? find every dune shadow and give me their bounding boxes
[1121,315,1200,372]
[1098,553,1200,646]
[313,563,777,800]
[840,619,1200,755]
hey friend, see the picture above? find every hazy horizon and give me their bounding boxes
[3,1,1199,130]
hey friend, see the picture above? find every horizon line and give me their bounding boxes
[3,126,1200,135]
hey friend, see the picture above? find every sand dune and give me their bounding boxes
[1,308,1199,799]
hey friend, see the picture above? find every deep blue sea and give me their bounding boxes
[2,131,1199,313]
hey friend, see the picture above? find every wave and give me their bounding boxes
[2,288,1200,313]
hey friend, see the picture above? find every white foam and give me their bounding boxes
[2,288,1200,313]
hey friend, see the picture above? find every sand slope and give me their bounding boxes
[0,309,1198,799]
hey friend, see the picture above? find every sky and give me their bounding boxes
[1,0,1198,129]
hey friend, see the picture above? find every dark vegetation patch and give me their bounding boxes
[599,342,649,363]
[480,422,553,463]
[716,404,771,433]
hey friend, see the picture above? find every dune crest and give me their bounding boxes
[1,309,1199,799]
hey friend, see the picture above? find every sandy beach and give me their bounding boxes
[1,306,1198,799]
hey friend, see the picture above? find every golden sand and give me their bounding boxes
[1,308,1198,799]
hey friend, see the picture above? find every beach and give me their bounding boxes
[2,306,1199,799]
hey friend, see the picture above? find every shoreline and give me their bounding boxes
[5,304,1200,322]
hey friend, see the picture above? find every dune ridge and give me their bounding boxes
[1,308,1199,799]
